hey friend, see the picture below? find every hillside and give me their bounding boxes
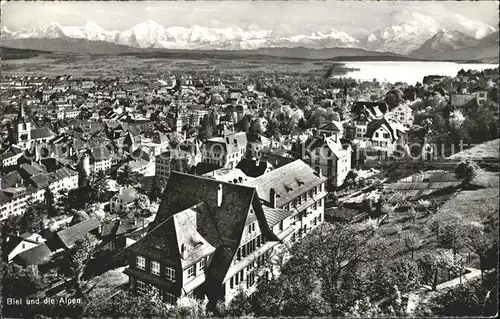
[430,45,499,62]
[479,31,500,46]
[121,46,408,61]
[0,46,50,60]
[2,38,139,54]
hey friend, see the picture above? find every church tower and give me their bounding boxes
[13,99,32,149]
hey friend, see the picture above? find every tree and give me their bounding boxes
[89,170,109,203]
[265,118,280,139]
[117,164,138,187]
[454,160,479,187]
[416,250,440,291]
[21,200,45,234]
[408,206,418,224]
[68,233,98,297]
[148,175,163,202]
[433,280,491,317]
[70,210,90,226]
[437,220,468,256]
[44,187,58,217]
[2,264,49,298]
[404,232,423,259]
[78,169,90,188]
[465,227,494,284]
[2,214,24,233]
[249,119,263,135]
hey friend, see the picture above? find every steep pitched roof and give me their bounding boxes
[351,101,388,120]
[236,159,273,178]
[319,121,343,132]
[15,243,53,266]
[151,172,258,282]
[244,159,327,208]
[1,171,23,189]
[365,117,401,142]
[304,136,351,159]
[89,146,111,162]
[262,207,293,228]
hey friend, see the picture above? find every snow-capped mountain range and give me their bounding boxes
[1,11,497,55]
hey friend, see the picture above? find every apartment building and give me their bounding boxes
[302,135,352,188]
[125,160,326,306]
[0,165,78,221]
[202,132,247,169]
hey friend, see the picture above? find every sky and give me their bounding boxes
[2,1,498,36]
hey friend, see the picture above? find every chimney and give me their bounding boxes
[270,188,277,208]
[181,243,186,258]
[217,184,223,207]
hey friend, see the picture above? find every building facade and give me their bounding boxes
[125,160,327,306]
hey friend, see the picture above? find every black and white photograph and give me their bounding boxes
[0,1,499,317]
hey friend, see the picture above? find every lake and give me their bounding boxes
[335,61,499,85]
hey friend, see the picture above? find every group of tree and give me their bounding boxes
[219,223,421,317]
[117,164,139,187]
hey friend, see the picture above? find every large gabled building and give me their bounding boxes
[124,160,327,306]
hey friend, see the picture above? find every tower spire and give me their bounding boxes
[18,97,25,120]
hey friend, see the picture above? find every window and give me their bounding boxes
[375,132,379,138]
[279,220,283,231]
[136,256,145,270]
[151,261,160,276]
[383,133,389,139]
[165,292,177,304]
[230,277,234,289]
[137,280,147,294]
[187,265,196,278]
[199,257,207,271]
[165,267,176,282]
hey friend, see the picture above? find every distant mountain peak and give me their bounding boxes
[410,28,479,58]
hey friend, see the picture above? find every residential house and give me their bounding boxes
[350,101,388,140]
[2,232,46,263]
[202,132,247,169]
[386,103,414,128]
[246,134,271,160]
[302,134,352,188]
[155,147,202,188]
[124,160,326,306]
[88,146,113,173]
[364,118,407,159]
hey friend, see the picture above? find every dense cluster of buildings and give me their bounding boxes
[0,67,494,306]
